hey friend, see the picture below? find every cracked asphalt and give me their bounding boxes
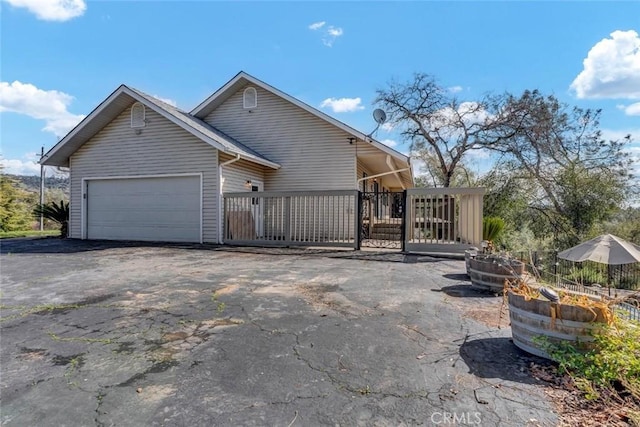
[0,239,557,426]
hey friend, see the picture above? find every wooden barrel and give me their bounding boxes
[468,256,525,292]
[508,291,608,360]
[464,249,478,276]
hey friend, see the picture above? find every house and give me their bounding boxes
[42,71,414,244]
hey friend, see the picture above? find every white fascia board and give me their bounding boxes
[41,85,128,166]
[42,84,280,170]
[120,88,281,170]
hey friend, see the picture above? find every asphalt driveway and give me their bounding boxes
[0,239,556,426]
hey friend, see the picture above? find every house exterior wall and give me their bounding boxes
[204,84,357,191]
[357,159,375,192]
[69,105,219,242]
[219,153,266,193]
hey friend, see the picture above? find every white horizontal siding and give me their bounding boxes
[69,104,219,242]
[204,84,357,191]
[357,160,375,192]
[219,153,266,193]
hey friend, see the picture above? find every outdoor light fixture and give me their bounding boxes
[244,179,253,189]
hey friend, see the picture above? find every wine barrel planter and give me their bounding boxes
[468,255,525,292]
[464,249,478,276]
[508,291,608,360]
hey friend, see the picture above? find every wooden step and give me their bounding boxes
[370,232,401,240]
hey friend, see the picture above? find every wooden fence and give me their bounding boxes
[223,190,358,248]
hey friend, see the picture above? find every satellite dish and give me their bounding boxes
[373,109,387,124]
[366,109,388,138]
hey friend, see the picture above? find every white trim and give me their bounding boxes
[44,85,129,165]
[190,72,411,166]
[130,102,146,128]
[249,179,264,238]
[42,85,280,170]
[356,167,411,183]
[81,173,204,243]
[218,154,241,244]
[243,87,257,109]
[385,154,406,190]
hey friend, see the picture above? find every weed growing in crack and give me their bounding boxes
[63,354,85,387]
[0,303,82,323]
[48,332,113,344]
[357,385,371,395]
[216,302,226,314]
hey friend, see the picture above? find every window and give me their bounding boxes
[131,102,146,128]
[243,87,257,109]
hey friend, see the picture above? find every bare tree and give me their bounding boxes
[375,73,508,187]
[484,90,634,245]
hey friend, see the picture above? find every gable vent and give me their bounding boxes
[131,102,146,128]
[243,87,257,109]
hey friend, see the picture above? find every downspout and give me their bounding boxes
[218,153,241,244]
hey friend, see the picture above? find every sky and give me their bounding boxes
[1,0,639,178]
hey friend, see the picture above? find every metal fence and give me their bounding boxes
[512,253,640,322]
[223,190,358,248]
[514,251,640,290]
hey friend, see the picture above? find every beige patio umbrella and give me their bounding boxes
[558,234,640,295]
[558,234,640,265]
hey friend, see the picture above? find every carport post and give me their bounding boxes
[401,189,407,252]
[39,146,44,231]
[355,191,362,250]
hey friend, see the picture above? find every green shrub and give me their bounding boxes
[565,266,607,286]
[483,216,505,242]
[33,200,69,238]
[538,320,640,401]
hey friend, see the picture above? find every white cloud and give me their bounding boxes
[152,95,177,107]
[448,86,463,93]
[428,101,492,134]
[570,30,640,99]
[0,156,40,175]
[0,81,85,138]
[380,139,397,147]
[600,128,639,142]
[622,102,640,116]
[322,26,343,47]
[319,97,364,113]
[380,122,395,132]
[308,20,343,47]
[308,21,325,30]
[3,0,86,21]
[600,129,640,179]
[1,152,70,176]
[327,26,343,37]
[411,157,426,178]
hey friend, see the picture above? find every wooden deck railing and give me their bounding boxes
[404,187,485,253]
[223,190,358,248]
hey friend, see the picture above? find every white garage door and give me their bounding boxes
[86,175,201,242]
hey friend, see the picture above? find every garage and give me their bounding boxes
[85,175,202,243]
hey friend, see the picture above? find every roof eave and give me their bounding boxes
[191,72,411,165]
[41,84,280,169]
[41,84,129,166]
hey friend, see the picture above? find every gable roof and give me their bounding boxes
[41,85,280,169]
[191,71,411,166]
